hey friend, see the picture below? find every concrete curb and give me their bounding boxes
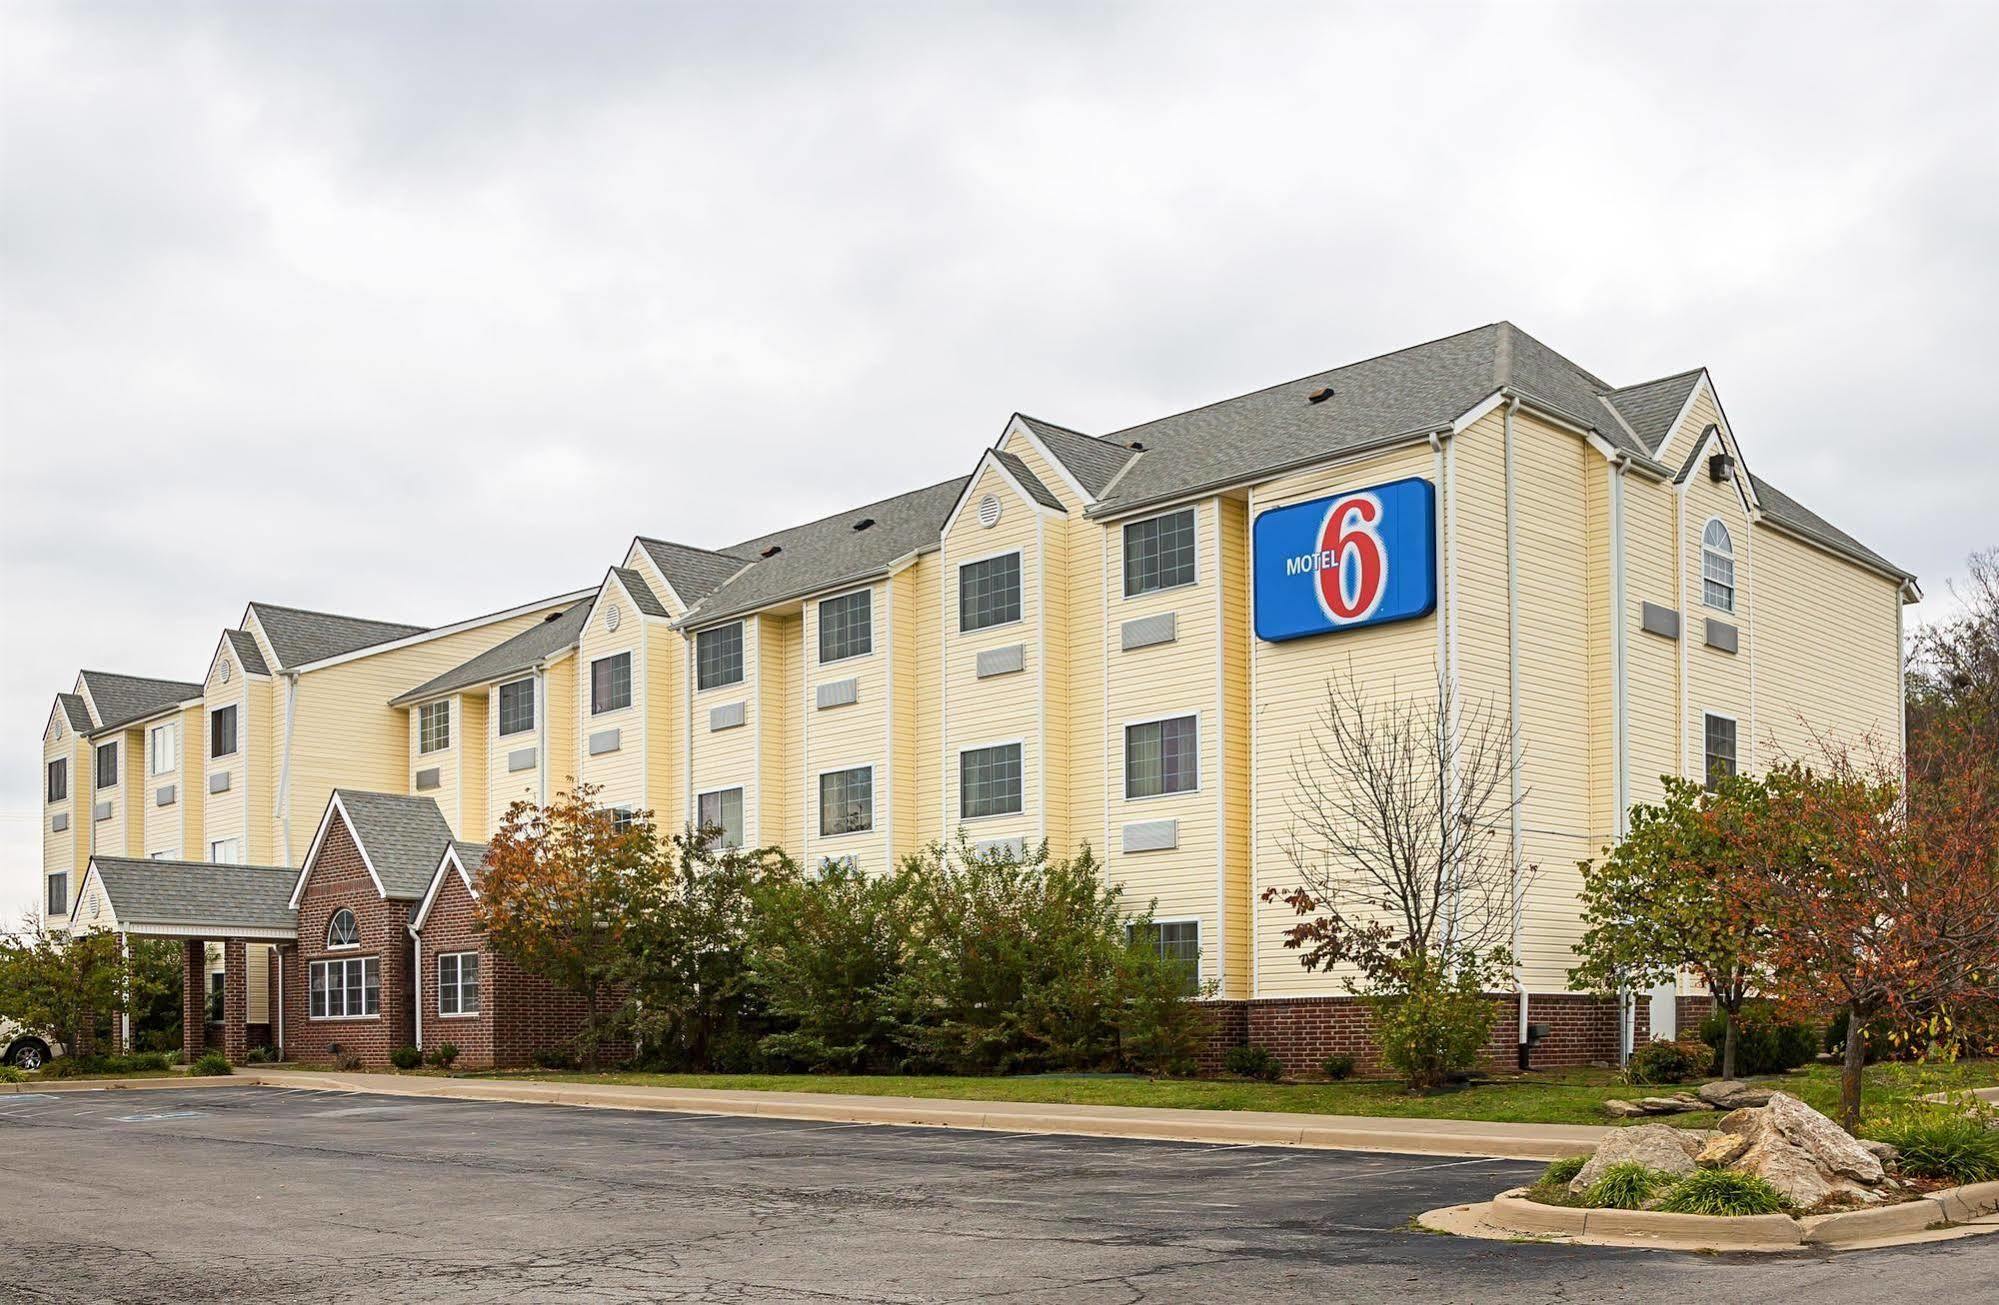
[1,1075,258,1094]
[233,1069,1604,1159]
[1436,1182,1999,1253]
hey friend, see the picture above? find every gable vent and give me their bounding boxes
[976,494,1002,529]
[852,517,875,531]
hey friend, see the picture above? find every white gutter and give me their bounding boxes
[1503,399,1528,1051]
[277,673,300,865]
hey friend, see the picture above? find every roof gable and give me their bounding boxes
[293,789,455,906]
[412,840,488,932]
[77,671,203,734]
[48,692,92,741]
[1604,369,1705,456]
[1009,415,1138,500]
[245,603,427,669]
[608,566,669,619]
[633,538,751,610]
[83,857,298,937]
[390,600,589,706]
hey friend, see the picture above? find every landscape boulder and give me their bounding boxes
[1569,1124,1701,1194]
[1697,1080,1774,1110]
[1715,1091,1888,1208]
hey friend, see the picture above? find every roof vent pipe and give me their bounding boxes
[761,545,782,558]
[852,518,875,531]
[1308,387,1335,404]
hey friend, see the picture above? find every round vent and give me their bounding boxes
[217,659,232,685]
[605,602,622,633]
[976,494,1002,529]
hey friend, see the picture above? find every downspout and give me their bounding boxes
[1427,430,1460,956]
[534,666,549,804]
[1503,398,1529,1061]
[277,672,300,866]
[1609,454,1635,1062]
[412,929,423,1050]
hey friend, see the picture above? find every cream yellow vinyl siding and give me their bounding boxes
[1247,443,1440,996]
[87,728,144,860]
[801,580,894,871]
[939,463,1046,855]
[543,657,578,804]
[246,677,279,864]
[1621,476,1683,810]
[756,612,801,851]
[1102,497,1225,990]
[906,562,944,852]
[1751,524,1902,763]
[407,696,472,840]
[41,723,89,916]
[574,581,647,815]
[201,668,250,861]
[141,705,206,859]
[1682,458,1754,775]
[691,612,761,845]
[277,606,566,861]
[645,621,688,832]
[487,668,554,828]
[246,944,271,1023]
[1216,495,1253,997]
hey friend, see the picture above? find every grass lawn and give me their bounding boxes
[462,1058,1998,1127]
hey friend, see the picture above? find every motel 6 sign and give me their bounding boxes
[1251,476,1438,642]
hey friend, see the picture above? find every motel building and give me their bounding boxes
[39,322,1916,1073]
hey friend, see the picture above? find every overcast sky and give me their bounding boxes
[4,0,1995,918]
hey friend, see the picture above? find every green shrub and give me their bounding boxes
[0,1065,26,1084]
[43,1051,172,1079]
[749,856,915,1074]
[1625,1038,1710,1086]
[190,1051,232,1077]
[389,1045,423,1070]
[1875,1112,1999,1184]
[1539,1155,1587,1187]
[242,1045,275,1065]
[1824,1012,1892,1065]
[1580,1162,1672,1210]
[530,1048,578,1071]
[1698,1004,1819,1076]
[428,1042,460,1069]
[1320,1053,1356,1081]
[1371,966,1494,1090]
[1222,1045,1284,1082]
[1655,1169,1790,1215]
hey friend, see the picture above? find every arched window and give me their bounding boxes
[326,908,359,950]
[1701,519,1735,612]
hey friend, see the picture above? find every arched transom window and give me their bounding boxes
[1702,519,1735,612]
[326,908,359,950]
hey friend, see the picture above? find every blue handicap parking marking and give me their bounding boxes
[2,1094,59,1104]
[111,1110,206,1123]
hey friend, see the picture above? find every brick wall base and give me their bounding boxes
[1197,991,1715,1077]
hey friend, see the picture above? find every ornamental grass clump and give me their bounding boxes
[1655,1169,1790,1216]
[1538,1155,1587,1188]
[1875,1112,1999,1184]
[1580,1162,1673,1210]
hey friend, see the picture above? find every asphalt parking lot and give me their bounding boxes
[3,1086,1996,1303]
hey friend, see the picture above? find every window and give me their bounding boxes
[207,970,225,1024]
[46,758,66,803]
[609,805,638,834]
[95,741,118,790]
[1704,714,1738,788]
[498,678,535,737]
[697,787,745,849]
[209,838,243,865]
[149,721,178,775]
[959,553,1022,631]
[696,622,745,690]
[818,590,873,663]
[591,652,631,714]
[326,908,359,949]
[45,872,67,917]
[959,744,1023,820]
[308,956,380,1019]
[1123,508,1197,596]
[438,952,481,1016]
[1702,519,1735,612]
[209,705,238,759]
[418,700,451,754]
[819,767,874,836]
[1128,920,1201,997]
[1125,716,1200,799]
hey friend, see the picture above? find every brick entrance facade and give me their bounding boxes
[285,814,417,1066]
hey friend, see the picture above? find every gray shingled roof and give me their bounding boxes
[86,858,298,933]
[680,476,971,627]
[993,449,1064,511]
[56,693,92,732]
[247,603,427,669]
[328,789,456,899]
[1084,322,1651,517]
[1750,476,1910,580]
[79,671,203,734]
[610,566,669,619]
[636,539,751,607]
[1603,370,1705,454]
[1014,414,1137,498]
[223,628,270,677]
[450,840,488,885]
[390,601,590,706]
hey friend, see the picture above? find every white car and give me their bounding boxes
[1,1019,61,1071]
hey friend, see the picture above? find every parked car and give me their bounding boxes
[1,1019,62,1071]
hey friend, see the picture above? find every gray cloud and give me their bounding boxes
[5,0,1996,913]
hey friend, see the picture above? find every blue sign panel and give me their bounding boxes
[1252,476,1437,642]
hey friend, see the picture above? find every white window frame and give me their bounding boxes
[817,588,874,665]
[418,700,451,754]
[696,786,746,850]
[956,548,1025,633]
[1127,916,1203,995]
[1702,710,1739,788]
[957,739,1026,822]
[817,764,876,838]
[609,804,639,834]
[325,908,360,950]
[149,721,178,776]
[45,872,68,917]
[1122,711,1202,801]
[437,950,481,1018]
[46,757,66,803]
[209,704,238,759]
[95,740,118,790]
[308,955,381,1020]
[695,621,746,691]
[208,838,243,865]
[591,652,633,715]
[1701,517,1736,613]
[497,677,535,737]
[1122,507,1199,598]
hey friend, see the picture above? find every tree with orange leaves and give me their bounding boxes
[474,782,662,1067]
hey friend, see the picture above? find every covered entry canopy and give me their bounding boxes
[76,857,298,1063]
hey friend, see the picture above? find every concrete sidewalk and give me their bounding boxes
[10,1069,1608,1159]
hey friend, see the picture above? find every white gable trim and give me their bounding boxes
[1652,370,1713,465]
[411,842,478,934]
[72,861,120,934]
[623,539,689,616]
[1001,416,1095,506]
[290,792,389,908]
[274,589,593,674]
[939,450,1065,539]
[1672,425,1758,519]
